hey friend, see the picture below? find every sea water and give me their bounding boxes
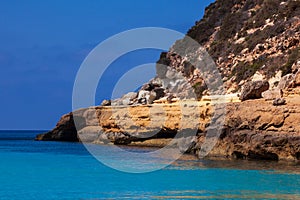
[0,130,299,199]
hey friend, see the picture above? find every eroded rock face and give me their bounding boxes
[276,70,300,90]
[294,71,300,86]
[278,74,296,90]
[36,94,300,161]
[239,80,269,101]
[262,88,283,101]
[203,130,300,161]
[36,113,79,142]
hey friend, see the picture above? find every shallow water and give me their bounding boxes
[0,130,299,199]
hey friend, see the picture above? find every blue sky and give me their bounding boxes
[0,0,215,130]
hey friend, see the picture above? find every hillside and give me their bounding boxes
[154,0,300,97]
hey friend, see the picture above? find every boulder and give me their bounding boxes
[111,99,122,106]
[239,80,269,101]
[137,88,165,104]
[101,99,111,106]
[262,88,283,100]
[137,90,150,104]
[121,92,137,105]
[277,69,300,90]
[123,92,137,100]
[273,98,286,106]
[278,74,295,90]
[141,82,162,91]
[141,83,154,91]
[153,88,165,99]
[294,71,300,86]
[148,91,157,104]
[111,92,137,106]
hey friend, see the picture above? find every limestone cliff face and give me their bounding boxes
[37,93,300,161]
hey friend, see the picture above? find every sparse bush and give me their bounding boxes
[233,59,265,82]
[281,47,300,75]
[217,12,244,41]
[192,82,207,99]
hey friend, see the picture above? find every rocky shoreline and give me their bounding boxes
[36,91,300,162]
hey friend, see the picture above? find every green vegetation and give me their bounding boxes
[233,59,265,83]
[218,12,244,41]
[182,0,300,89]
[252,0,280,28]
[192,82,206,99]
[281,47,300,75]
[245,23,285,51]
[187,0,245,50]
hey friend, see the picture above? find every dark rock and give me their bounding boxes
[273,98,286,106]
[248,150,279,161]
[101,99,111,106]
[153,88,165,99]
[111,132,132,145]
[141,83,152,91]
[138,97,147,105]
[232,151,246,159]
[177,136,197,154]
[35,112,79,142]
[239,80,269,101]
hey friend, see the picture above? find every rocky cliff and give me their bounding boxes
[168,0,300,94]
[37,91,300,161]
[108,0,300,105]
[37,0,300,162]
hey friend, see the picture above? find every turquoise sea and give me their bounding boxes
[0,130,300,199]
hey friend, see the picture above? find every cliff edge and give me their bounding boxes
[37,90,300,161]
